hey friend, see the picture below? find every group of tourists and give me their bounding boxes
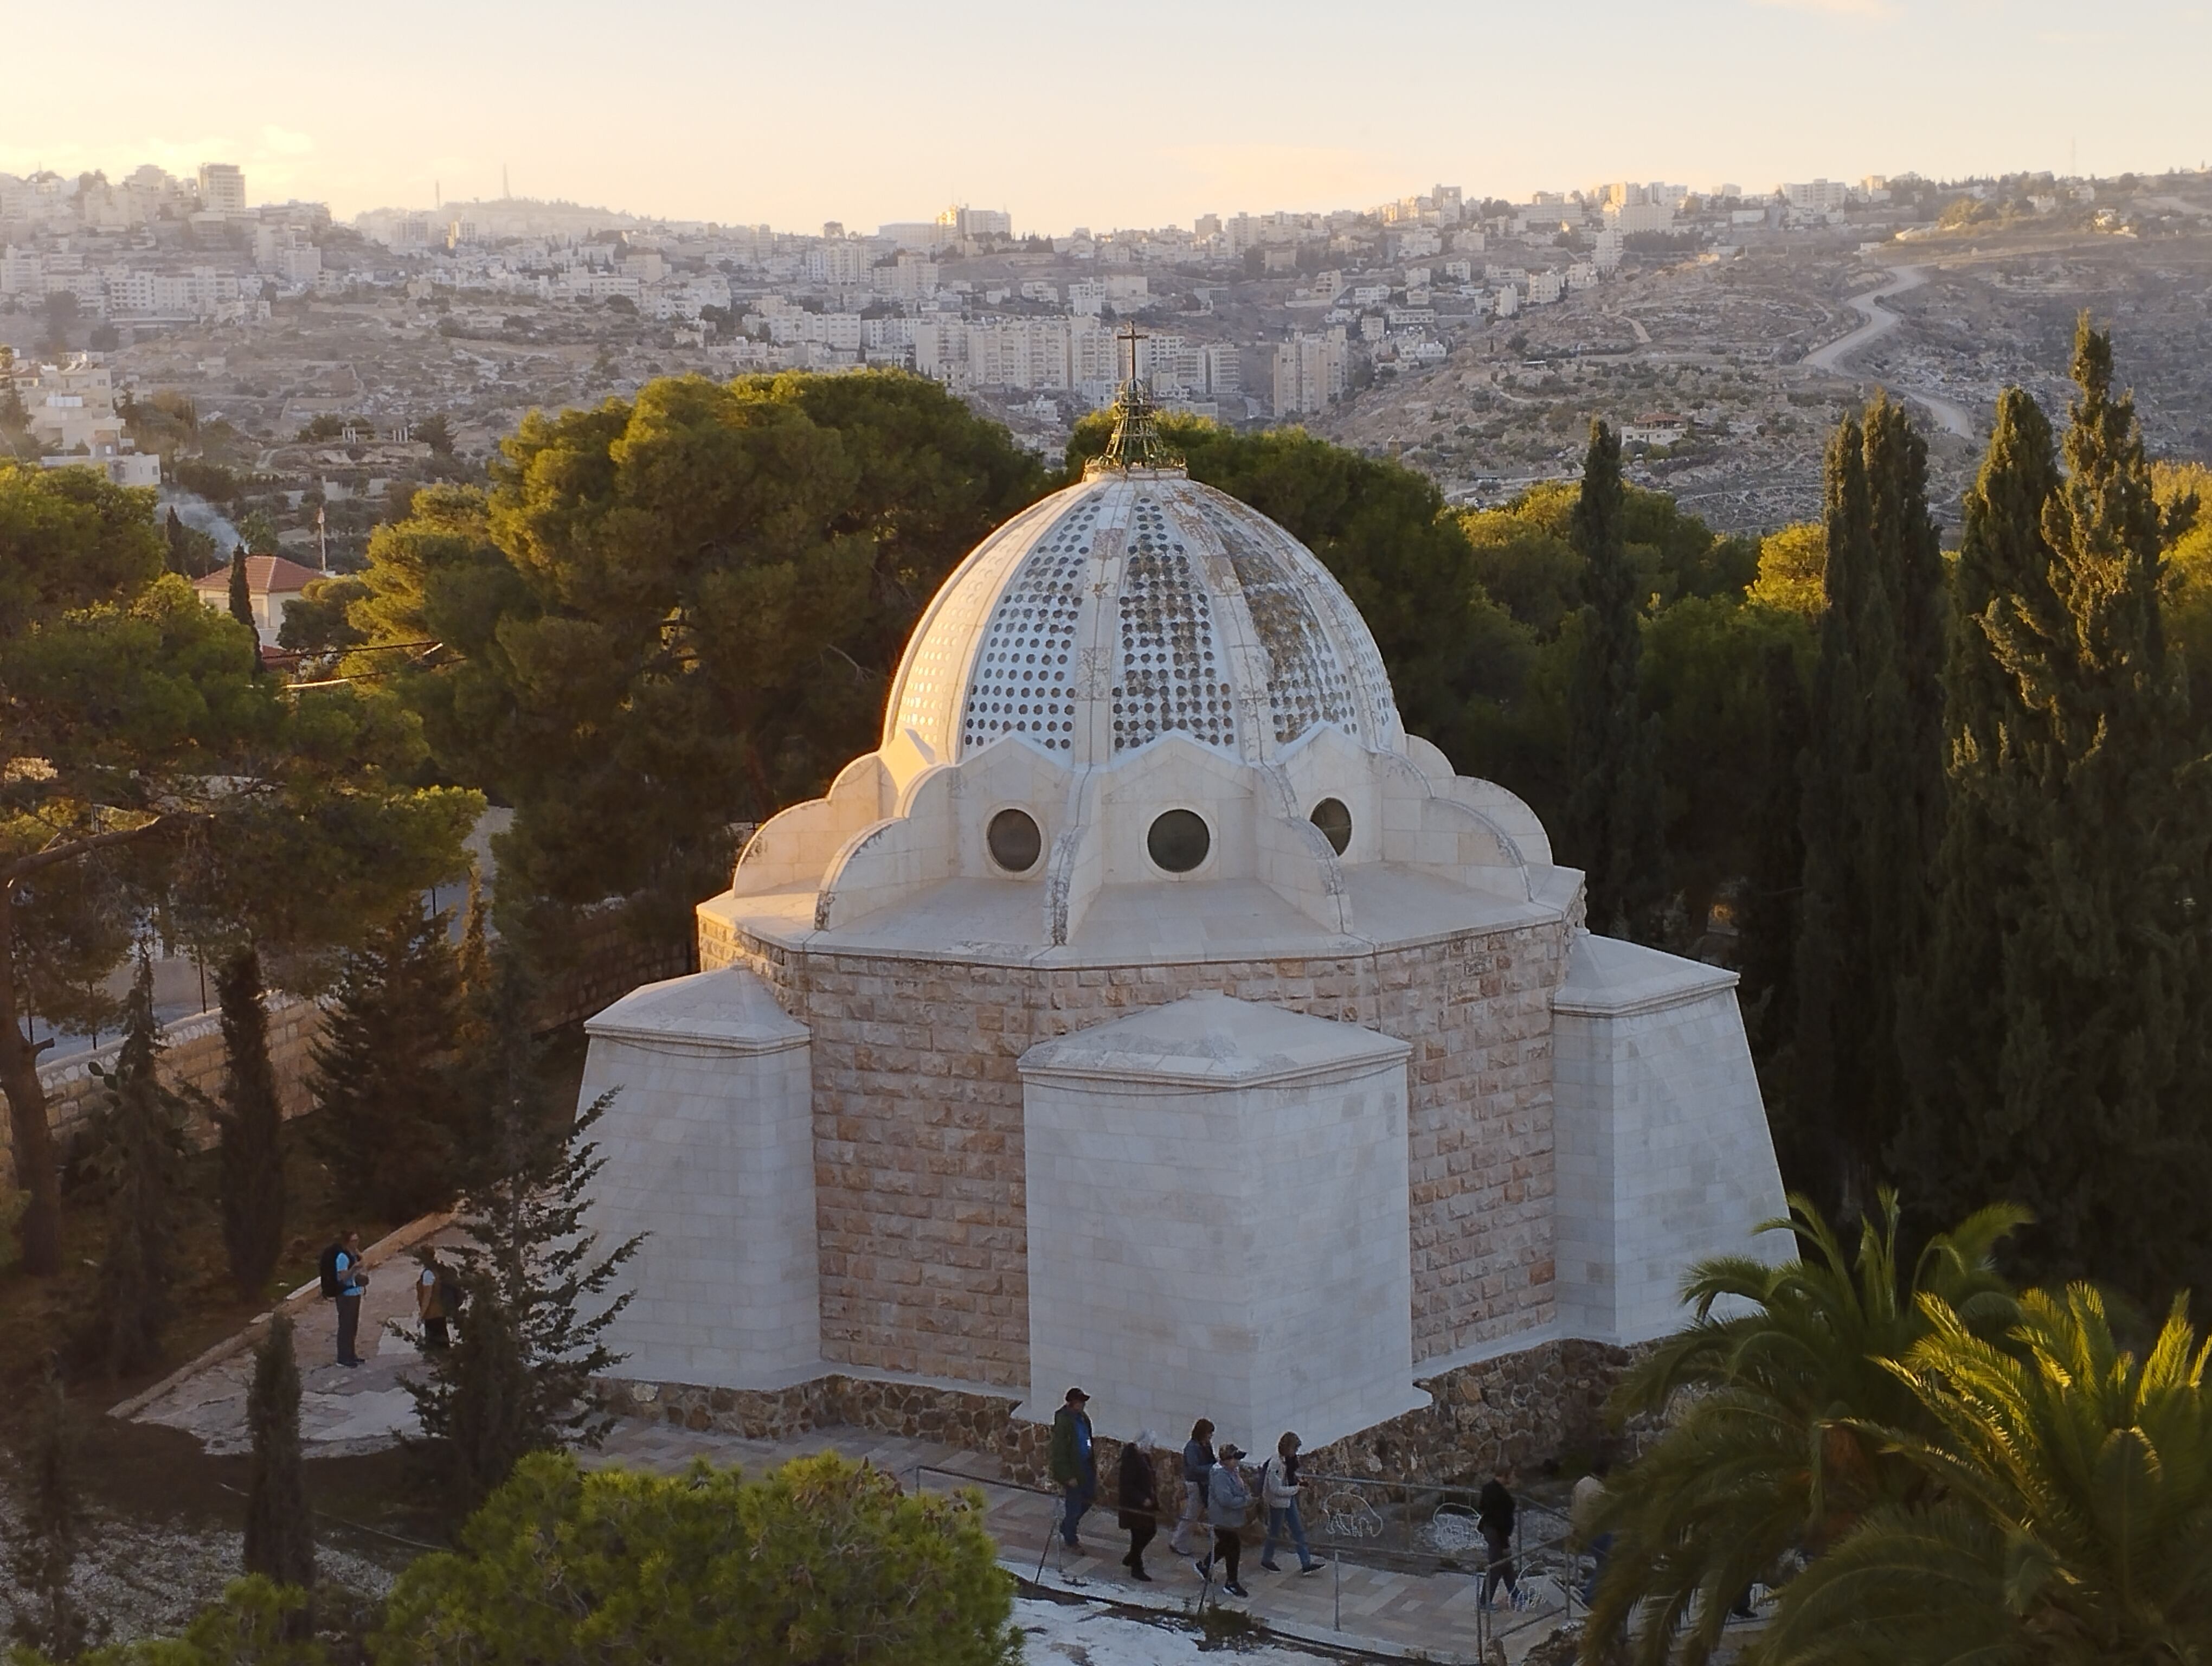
[1047,1389,1322,1599]
[317,1231,460,1367]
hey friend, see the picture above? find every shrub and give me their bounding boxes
[373,1451,1020,1666]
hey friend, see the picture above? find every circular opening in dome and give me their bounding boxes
[987,808,1043,874]
[1147,809,1212,875]
[1310,798,1353,856]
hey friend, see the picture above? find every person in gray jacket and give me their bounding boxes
[1198,1441,1253,1597]
[1172,1418,1214,1559]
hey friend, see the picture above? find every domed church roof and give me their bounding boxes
[883,465,1405,772]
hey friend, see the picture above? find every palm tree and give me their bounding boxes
[1581,1191,2026,1666]
[1756,1284,2212,1666]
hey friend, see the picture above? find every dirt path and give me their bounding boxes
[1804,265,1976,439]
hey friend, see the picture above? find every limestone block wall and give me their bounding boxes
[700,909,1574,1391]
[1020,993,1423,1449]
[20,995,324,1161]
[581,969,821,1386]
[1552,934,1790,1344]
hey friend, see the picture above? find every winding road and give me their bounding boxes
[1803,265,1976,440]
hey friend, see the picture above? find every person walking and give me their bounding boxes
[1049,1387,1097,1550]
[1476,1465,1522,1609]
[1572,1454,1614,1604]
[1117,1430,1162,1581]
[415,1249,452,1350]
[332,1231,368,1367]
[1172,1418,1215,1561]
[1200,1441,1253,1598]
[1258,1432,1320,1574]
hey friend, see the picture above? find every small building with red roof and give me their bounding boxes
[191,554,322,649]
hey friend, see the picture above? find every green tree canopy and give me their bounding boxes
[356,373,1045,947]
[0,463,477,1275]
[372,1450,1020,1666]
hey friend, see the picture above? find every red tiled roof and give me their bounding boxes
[190,555,324,597]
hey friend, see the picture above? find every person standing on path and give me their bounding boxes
[1259,1432,1320,1574]
[1476,1465,1522,1609]
[1117,1430,1162,1581]
[415,1250,452,1350]
[1200,1441,1253,1598]
[1049,1388,1096,1550]
[333,1231,368,1367]
[1172,1418,1215,1559]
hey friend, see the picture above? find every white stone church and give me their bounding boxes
[578,407,1786,1454]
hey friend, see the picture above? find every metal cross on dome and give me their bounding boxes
[1097,319,1182,472]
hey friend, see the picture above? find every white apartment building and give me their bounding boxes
[1527,270,1565,305]
[879,253,938,301]
[197,163,247,216]
[1783,180,1850,213]
[803,242,870,286]
[18,357,161,485]
[1603,200,1675,234]
[0,246,41,294]
[1272,328,1347,418]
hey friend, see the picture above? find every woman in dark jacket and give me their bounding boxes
[1118,1430,1162,1581]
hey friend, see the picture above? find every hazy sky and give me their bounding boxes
[7,0,2208,232]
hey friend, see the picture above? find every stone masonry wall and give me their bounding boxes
[600,1335,1639,1497]
[699,911,1576,1391]
[16,996,324,1162]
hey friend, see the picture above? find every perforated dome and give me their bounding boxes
[884,469,1404,770]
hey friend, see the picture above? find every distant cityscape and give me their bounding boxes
[5,154,2204,559]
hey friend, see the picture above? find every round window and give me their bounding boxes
[1310,797,1353,856]
[1147,809,1212,874]
[987,808,1043,874]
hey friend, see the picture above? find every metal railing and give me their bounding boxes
[911,1460,1602,1656]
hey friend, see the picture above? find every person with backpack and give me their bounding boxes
[1259,1431,1320,1574]
[415,1248,453,1350]
[1172,1417,1214,1560]
[322,1230,368,1367]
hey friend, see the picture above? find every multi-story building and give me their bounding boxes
[1272,327,1347,418]
[197,163,247,216]
[1783,179,1850,213]
[18,357,160,485]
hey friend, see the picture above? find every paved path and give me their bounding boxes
[1803,266,1976,439]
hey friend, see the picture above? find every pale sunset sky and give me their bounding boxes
[5,0,2208,231]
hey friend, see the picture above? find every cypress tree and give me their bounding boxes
[1918,318,2208,1292]
[1564,419,1668,940]
[216,947,287,1300]
[165,505,190,575]
[1898,388,2062,1225]
[243,1311,316,1597]
[1737,640,1809,1058]
[227,543,255,635]
[4,1366,95,1660]
[1790,399,1946,1207]
[311,901,465,1221]
[85,956,187,1377]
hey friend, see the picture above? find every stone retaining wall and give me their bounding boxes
[699,914,1577,1392]
[20,995,324,1159]
[598,1334,1640,1496]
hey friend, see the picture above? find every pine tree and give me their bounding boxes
[85,956,188,1377]
[1914,318,2209,1292]
[217,947,287,1300]
[228,544,255,635]
[405,956,640,1510]
[310,901,465,1221]
[1564,419,1668,939]
[243,1311,315,1598]
[4,1367,95,1659]
[1790,399,1946,1208]
[1899,388,2063,1226]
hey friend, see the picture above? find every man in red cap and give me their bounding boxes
[1049,1387,1097,1549]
